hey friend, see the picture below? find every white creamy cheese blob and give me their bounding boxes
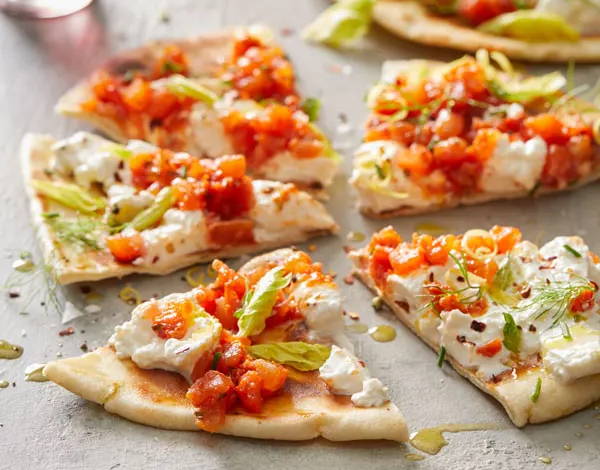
[539,236,590,281]
[351,140,431,213]
[257,151,338,188]
[536,0,600,36]
[480,135,547,193]
[250,180,336,243]
[136,209,209,266]
[438,308,511,380]
[318,345,390,407]
[109,293,222,381]
[541,325,600,383]
[290,281,352,351]
[52,132,124,189]
[189,101,235,158]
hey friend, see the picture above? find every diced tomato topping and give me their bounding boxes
[221,103,324,167]
[187,370,236,432]
[364,56,597,196]
[457,0,516,26]
[223,35,297,103]
[235,370,264,413]
[390,244,426,275]
[490,225,521,254]
[245,358,288,394]
[570,289,595,313]
[476,338,503,357]
[209,260,248,330]
[143,298,196,340]
[106,232,145,263]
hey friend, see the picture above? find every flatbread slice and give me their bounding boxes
[372,1,600,63]
[56,26,339,189]
[351,53,600,217]
[22,132,338,284]
[349,225,600,426]
[44,249,408,442]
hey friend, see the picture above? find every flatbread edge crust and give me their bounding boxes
[43,248,408,442]
[373,1,600,63]
[349,251,600,427]
[21,133,338,285]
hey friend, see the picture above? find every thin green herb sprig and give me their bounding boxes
[42,213,103,250]
[510,277,594,331]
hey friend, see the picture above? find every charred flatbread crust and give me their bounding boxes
[349,250,600,427]
[43,250,408,442]
[21,134,338,285]
[372,1,600,63]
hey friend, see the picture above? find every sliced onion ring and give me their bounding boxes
[461,229,498,261]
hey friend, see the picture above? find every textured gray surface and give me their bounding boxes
[1,1,599,469]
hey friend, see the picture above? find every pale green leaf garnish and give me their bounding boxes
[249,341,331,371]
[478,11,580,42]
[302,0,375,48]
[308,123,341,161]
[235,267,292,337]
[164,75,218,105]
[32,180,106,214]
[530,377,542,403]
[125,186,175,232]
[489,256,519,306]
[502,312,521,353]
[301,97,321,122]
[476,49,566,104]
[437,345,446,368]
[104,143,133,160]
[42,213,103,250]
[356,155,409,199]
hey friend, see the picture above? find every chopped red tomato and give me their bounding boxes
[457,0,516,25]
[235,370,264,413]
[221,103,324,167]
[390,244,426,275]
[106,232,144,263]
[246,358,288,393]
[490,225,521,254]
[476,338,503,357]
[187,370,236,432]
[223,35,297,103]
[570,289,595,313]
[364,56,596,197]
[145,298,196,340]
[369,245,394,288]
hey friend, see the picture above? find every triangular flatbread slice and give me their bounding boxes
[373,0,600,63]
[351,52,600,217]
[349,225,600,426]
[44,249,408,442]
[56,26,339,190]
[21,132,338,284]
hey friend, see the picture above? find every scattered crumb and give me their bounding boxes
[59,327,75,337]
[348,312,360,320]
[343,274,354,285]
[80,343,88,352]
[342,245,352,253]
[8,290,20,298]
[308,244,317,252]
[280,27,294,36]
[56,352,63,358]
[159,10,170,23]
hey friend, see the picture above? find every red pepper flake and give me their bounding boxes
[59,327,75,337]
[343,274,355,285]
[280,27,294,36]
[308,244,317,252]
[347,311,360,320]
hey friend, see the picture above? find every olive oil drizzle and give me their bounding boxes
[0,340,24,360]
[410,423,497,455]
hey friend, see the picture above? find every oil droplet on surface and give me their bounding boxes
[24,363,48,382]
[415,222,448,236]
[404,453,425,461]
[369,325,396,342]
[409,423,497,455]
[539,456,552,464]
[0,340,24,360]
[0,380,9,389]
[563,444,572,451]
